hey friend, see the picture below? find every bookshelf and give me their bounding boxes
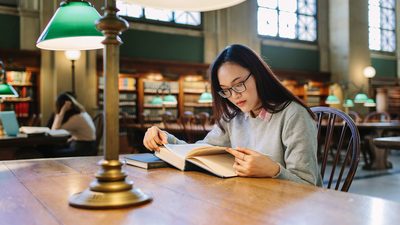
[180,75,212,115]
[282,79,329,107]
[1,67,39,123]
[97,73,138,120]
[141,79,179,122]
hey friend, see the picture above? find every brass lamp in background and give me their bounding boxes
[64,50,81,95]
[37,0,246,209]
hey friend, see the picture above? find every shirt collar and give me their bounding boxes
[244,108,272,121]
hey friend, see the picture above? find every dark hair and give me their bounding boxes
[210,44,315,132]
[55,92,84,124]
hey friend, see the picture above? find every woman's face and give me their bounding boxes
[217,62,261,114]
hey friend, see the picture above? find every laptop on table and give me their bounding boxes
[0,111,20,137]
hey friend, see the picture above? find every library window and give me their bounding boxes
[116,1,201,27]
[257,0,317,42]
[368,0,396,52]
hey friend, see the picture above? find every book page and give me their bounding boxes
[163,143,227,159]
[20,126,50,134]
[188,154,236,178]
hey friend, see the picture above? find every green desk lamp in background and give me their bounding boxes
[0,61,19,98]
[36,0,245,209]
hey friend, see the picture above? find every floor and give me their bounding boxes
[348,150,400,203]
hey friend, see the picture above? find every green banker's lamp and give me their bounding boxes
[37,0,245,209]
[198,83,213,103]
[0,61,18,98]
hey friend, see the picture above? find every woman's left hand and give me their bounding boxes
[226,147,280,177]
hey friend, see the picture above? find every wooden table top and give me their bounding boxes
[373,136,400,149]
[1,156,400,225]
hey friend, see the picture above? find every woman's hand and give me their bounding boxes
[226,147,280,177]
[60,101,72,114]
[143,126,168,151]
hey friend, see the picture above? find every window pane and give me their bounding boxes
[126,4,143,18]
[175,11,201,26]
[279,11,296,39]
[369,27,381,50]
[298,15,317,41]
[368,5,380,28]
[144,8,173,22]
[381,30,396,52]
[381,8,395,30]
[258,0,277,8]
[258,8,278,36]
[298,0,316,15]
[381,0,395,8]
[278,0,297,12]
[369,0,380,6]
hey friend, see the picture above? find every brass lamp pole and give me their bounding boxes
[68,0,152,208]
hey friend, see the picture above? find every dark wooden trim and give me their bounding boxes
[0,48,41,69]
[273,69,331,83]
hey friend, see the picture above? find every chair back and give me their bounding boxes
[92,112,104,154]
[348,111,363,123]
[363,111,391,123]
[311,106,360,192]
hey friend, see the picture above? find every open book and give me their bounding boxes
[20,126,70,137]
[155,143,237,178]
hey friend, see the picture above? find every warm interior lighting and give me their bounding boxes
[363,66,376,78]
[343,99,354,108]
[354,93,369,103]
[325,94,340,104]
[36,1,103,50]
[64,50,81,61]
[364,98,376,107]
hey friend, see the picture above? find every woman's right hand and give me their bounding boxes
[143,126,168,151]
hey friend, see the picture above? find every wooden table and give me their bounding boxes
[356,122,400,170]
[1,156,400,225]
[374,136,400,149]
[0,134,69,160]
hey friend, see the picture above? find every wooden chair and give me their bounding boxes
[348,111,362,123]
[92,112,104,155]
[311,106,361,192]
[363,111,391,123]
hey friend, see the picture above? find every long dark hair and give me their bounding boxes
[210,44,315,132]
[55,92,84,124]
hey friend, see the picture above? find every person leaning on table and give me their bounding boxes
[143,44,322,186]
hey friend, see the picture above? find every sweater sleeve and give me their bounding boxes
[273,109,322,186]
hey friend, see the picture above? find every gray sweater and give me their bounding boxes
[167,101,322,186]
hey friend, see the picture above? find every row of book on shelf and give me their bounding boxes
[0,102,30,117]
[98,76,136,91]
[6,71,33,85]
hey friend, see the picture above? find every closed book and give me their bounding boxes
[155,143,237,178]
[125,153,168,169]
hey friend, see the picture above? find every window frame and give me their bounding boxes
[116,2,203,30]
[257,0,319,44]
[368,0,397,54]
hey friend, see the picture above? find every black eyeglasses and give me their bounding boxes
[218,73,252,98]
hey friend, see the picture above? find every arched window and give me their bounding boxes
[116,1,201,27]
[368,0,396,52]
[257,0,317,42]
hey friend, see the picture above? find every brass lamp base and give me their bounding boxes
[69,159,152,209]
[69,187,151,209]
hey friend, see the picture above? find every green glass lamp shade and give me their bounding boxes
[150,96,163,106]
[325,94,340,104]
[0,84,19,97]
[343,99,354,108]
[364,98,376,107]
[198,92,212,103]
[354,93,369,103]
[36,1,103,50]
[163,94,178,105]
